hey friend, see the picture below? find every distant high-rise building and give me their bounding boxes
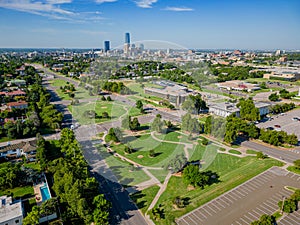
[125,32,130,44]
[139,43,144,51]
[104,41,110,52]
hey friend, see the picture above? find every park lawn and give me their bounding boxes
[131,185,160,214]
[148,169,170,183]
[110,134,185,167]
[97,146,149,186]
[154,131,194,144]
[127,82,164,102]
[153,155,283,225]
[69,100,140,125]
[0,186,34,199]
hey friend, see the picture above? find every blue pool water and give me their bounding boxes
[40,184,51,202]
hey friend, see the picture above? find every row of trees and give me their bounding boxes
[270,103,295,114]
[259,129,298,146]
[102,81,133,95]
[40,129,111,224]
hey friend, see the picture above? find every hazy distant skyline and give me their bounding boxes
[0,0,299,50]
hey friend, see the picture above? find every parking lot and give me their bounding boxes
[257,108,300,141]
[278,208,300,225]
[176,167,300,225]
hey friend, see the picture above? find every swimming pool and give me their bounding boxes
[40,184,51,202]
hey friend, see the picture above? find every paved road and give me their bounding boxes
[242,141,300,163]
[39,69,148,225]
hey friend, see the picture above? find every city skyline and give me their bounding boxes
[0,0,299,50]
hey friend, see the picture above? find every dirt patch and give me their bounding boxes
[187,185,195,191]
[137,155,144,159]
[101,107,107,109]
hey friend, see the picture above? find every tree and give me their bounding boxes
[183,165,209,188]
[106,96,112,101]
[149,149,156,157]
[131,117,140,131]
[124,145,134,154]
[251,214,276,225]
[121,116,131,130]
[237,98,260,122]
[151,114,164,133]
[101,96,106,101]
[202,138,209,146]
[92,194,111,225]
[256,151,267,159]
[293,159,300,169]
[23,206,40,225]
[269,93,279,101]
[181,113,200,134]
[136,100,143,110]
[36,133,47,170]
[182,94,208,114]
[102,111,109,118]
[173,196,184,208]
[164,154,187,173]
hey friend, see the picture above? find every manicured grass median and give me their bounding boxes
[153,155,283,225]
[287,166,300,175]
[246,149,258,155]
[229,149,242,155]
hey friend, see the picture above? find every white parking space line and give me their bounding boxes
[202,208,213,216]
[248,212,258,220]
[206,205,218,213]
[214,200,226,208]
[234,189,246,197]
[262,202,276,212]
[190,213,203,222]
[259,205,273,214]
[219,198,231,206]
[251,210,261,217]
[240,217,249,224]
[224,195,235,202]
[230,191,243,199]
[242,186,253,192]
[184,216,198,225]
[180,218,189,225]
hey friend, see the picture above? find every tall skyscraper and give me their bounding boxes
[125,32,130,44]
[104,41,110,52]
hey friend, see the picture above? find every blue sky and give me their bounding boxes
[0,0,299,49]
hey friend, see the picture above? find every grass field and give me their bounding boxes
[152,155,283,225]
[110,134,185,167]
[131,185,160,214]
[69,100,140,125]
[50,79,98,100]
[148,169,169,183]
[154,131,194,144]
[97,145,149,186]
[0,186,34,199]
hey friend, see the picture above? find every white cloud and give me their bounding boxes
[164,6,194,12]
[135,0,157,8]
[46,0,72,4]
[0,0,74,16]
[95,0,117,3]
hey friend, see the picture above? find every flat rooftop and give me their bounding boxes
[0,196,23,223]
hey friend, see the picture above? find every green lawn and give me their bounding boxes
[131,185,160,214]
[69,100,140,125]
[154,131,194,144]
[152,155,283,225]
[0,136,13,143]
[110,134,185,167]
[0,186,34,199]
[228,149,242,155]
[148,169,169,183]
[97,145,149,186]
[287,166,300,175]
[246,149,258,155]
[50,79,98,100]
[24,162,41,171]
[126,82,164,102]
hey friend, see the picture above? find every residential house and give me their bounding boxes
[7,101,28,110]
[0,140,37,162]
[0,196,23,225]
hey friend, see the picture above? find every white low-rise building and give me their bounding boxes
[0,196,23,225]
[209,101,270,118]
